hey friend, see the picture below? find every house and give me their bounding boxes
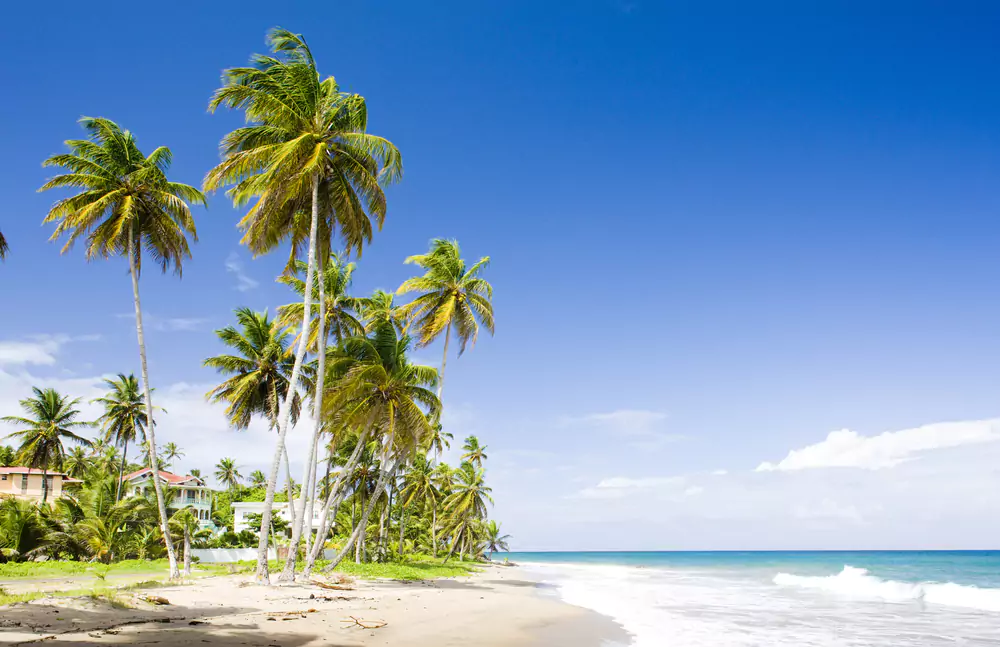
[124,468,214,529]
[232,500,324,534]
[0,467,81,503]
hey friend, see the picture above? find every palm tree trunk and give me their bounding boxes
[443,522,464,564]
[115,438,128,503]
[431,500,438,558]
[323,458,398,572]
[305,429,369,573]
[254,177,321,585]
[438,321,451,400]
[282,446,297,528]
[41,466,48,504]
[183,526,191,577]
[129,229,179,579]
[398,504,407,557]
[281,253,327,582]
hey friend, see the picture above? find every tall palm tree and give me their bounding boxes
[321,326,441,571]
[205,27,402,584]
[2,388,93,503]
[40,117,205,578]
[92,374,151,501]
[0,229,8,260]
[215,458,243,492]
[397,239,494,400]
[277,253,364,573]
[461,435,488,468]
[162,442,184,467]
[484,520,511,561]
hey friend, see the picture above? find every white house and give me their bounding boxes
[124,468,214,529]
[232,500,324,534]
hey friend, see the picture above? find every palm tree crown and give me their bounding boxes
[461,435,488,468]
[0,229,8,260]
[277,254,364,350]
[39,117,205,275]
[204,308,302,429]
[215,458,243,491]
[92,374,150,458]
[204,28,403,264]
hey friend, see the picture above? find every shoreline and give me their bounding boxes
[0,564,630,646]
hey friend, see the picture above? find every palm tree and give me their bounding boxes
[443,463,493,562]
[320,326,441,571]
[397,239,494,400]
[92,374,151,502]
[62,446,91,480]
[400,455,439,556]
[162,442,184,467]
[215,458,243,492]
[205,27,402,584]
[0,499,47,560]
[461,435,488,468]
[277,254,365,350]
[40,117,205,578]
[249,470,267,488]
[277,253,364,573]
[359,290,408,334]
[426,422,453,463]
[484,520,511,561]
[204,308,303,513]
[0,229,8,260]
[2,388,93,503]
[169,506,199,576]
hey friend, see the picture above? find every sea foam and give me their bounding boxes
[774,565,1000,612]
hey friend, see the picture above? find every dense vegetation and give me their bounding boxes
[1,27,507,583]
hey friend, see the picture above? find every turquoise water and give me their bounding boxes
[504,550,1000,588]
[500,551,1000,646]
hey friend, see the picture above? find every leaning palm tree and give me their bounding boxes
[2,388,93,503]
[92,374,152,501]
[397,239,494,399]
[461,435,488,468]
[442,462,493,562]
[484,520,511,561]
[215,458,243,492]
[319,326,441,572]
[206,28,402,584]
[40,117,205,578]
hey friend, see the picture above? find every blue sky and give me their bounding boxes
[2,1,1000,549]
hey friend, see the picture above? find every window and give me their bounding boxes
[21,475,28,493]
[1,475,6,481]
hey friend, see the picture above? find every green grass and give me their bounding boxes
[0,587,44,606]
[0,559,233,581]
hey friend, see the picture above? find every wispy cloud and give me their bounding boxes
[0,334,100,367]
[756,419,1000,472]
[115,313,209,332]
[559,408,681,450]
[225,252,259,292]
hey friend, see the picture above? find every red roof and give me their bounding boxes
[0,467,70,476]
[124,467,202,485]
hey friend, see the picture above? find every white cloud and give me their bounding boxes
[115,313,209,332]
[0,334,100,367]
[684,486,704,496]
[576,475,683,499]
[225,252,260,292]
[711,469,728,476]
[756,419,1000,472]
[560,409,681,450]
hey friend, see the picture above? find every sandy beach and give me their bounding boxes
[0,566,628,647]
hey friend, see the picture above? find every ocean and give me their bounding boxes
[502,551,1000,646]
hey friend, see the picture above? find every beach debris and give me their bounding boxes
[138,595,171,605]
[265,609,318,619]
[341,616,387,630]
[311,578,355,591]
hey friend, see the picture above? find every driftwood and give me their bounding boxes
[266,609,317,618]
[341,616,387,630]
[310,579,354,591]
[138,595,170,605]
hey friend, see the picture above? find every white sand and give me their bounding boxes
[0,566,628,646]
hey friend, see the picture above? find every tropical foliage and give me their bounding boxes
[1,26,504,579]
